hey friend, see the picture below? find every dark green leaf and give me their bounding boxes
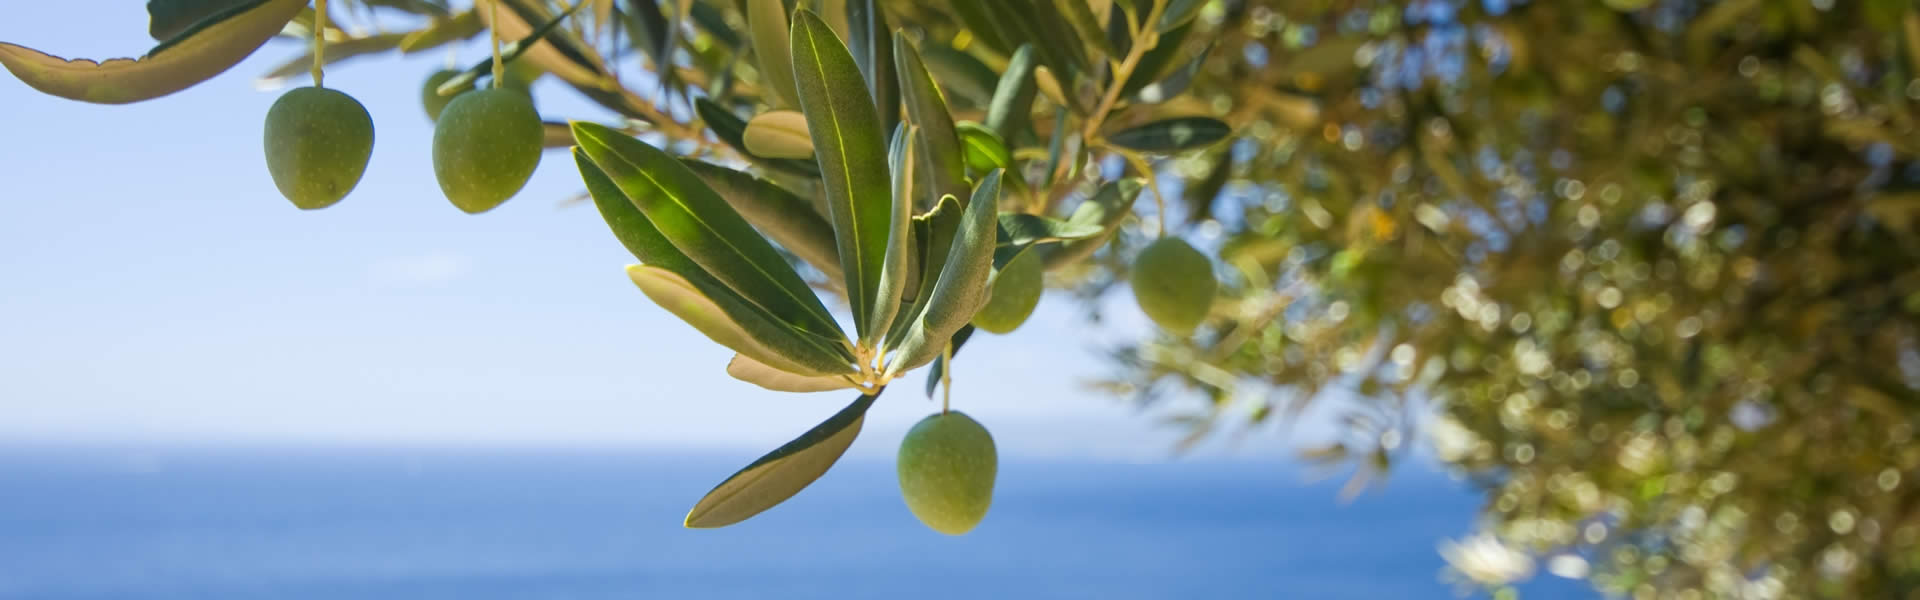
[790,9,894,344]
[916,43,998,109]
[1043,178,1143,270]
[1,0,303,104]
[1133,41,1212,104]
[682,160,843,283]
[895,34,970,205]
[886,171,1004,375]
[884,194,964,350]
[1053,0,1116,59]
[619,0,671,68]
[573,122,848,343]
[148,0,253,41]
[693,98,822,177]
[998,213,1106,246]
[986,44,1039,144]
[924,325,976,397]
[1118,22,1192,98]
[1106,116,1230,153]
[848,0,900,136]
[1158,0,1205,32]
[684,394,876,528]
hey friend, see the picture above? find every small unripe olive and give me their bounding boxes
[431,88,543,214]
[897,411,997,535]
[973,250,1043,334]
[421,69,472,122]
[262,87,374,210]
[1130,237,1216,334]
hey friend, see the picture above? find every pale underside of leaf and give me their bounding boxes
[748,0,800,109]
[743,110,816,159]
[886,171,1002,376]
[0,0,304,104]
[627,265,851,376]
[684,394,876,528]
[726,354,857,393]
[867,125,918,350]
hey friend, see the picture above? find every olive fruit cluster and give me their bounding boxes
[260,68,544,214]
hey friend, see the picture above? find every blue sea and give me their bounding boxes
[0,445,1595,599]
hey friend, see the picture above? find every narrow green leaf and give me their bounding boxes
[956,122,1013,172]
[743,110,816,159]
[848,0,900,136]
[986,44,1039,144]
[790,9,893,344]
[573,121,848,342]
[867,126,919,349]
[1052,0,1116,58]
[1106,116,1230,153]
[1043,178,1143,270]
[1042,105,1070,188]
[726,354,858,393]
[682,160,843,283]
[894,34,969,205]
[1,0,303,104]
[748,0,801,109]
[685,393,877,528]
[1118,22,1192,98]
[693,98,822,177]
[923,325,976,397]
[689,2,742,49]
[884,194,963,350]
[916,43,998,109]
[626,265,853,376]
[998,213,1106,246]
[886,171,1003,375]
[619,0,671,68]
[579,150,851,375]
[949,1,1013,54]
[148,0,254,41]
[477,0,605,90]
[1159,0,1205,32]
[1133,40,1213,104]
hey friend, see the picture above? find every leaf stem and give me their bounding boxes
[311,0,328,87]
[940,344,953,414]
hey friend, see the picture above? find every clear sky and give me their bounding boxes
[0,2,1331,462]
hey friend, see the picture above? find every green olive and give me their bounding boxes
[421,69,472,122]
[1130,237,1216,334]
[262,86,374,210]
[897,411,997,535]
[972,249,1043,334]
[431,88,543,214]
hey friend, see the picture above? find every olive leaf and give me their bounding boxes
[915,43,998,109]
[1106,116,1230,153]
[923,325,976,398]
[573,122,848,343]
[743,110,816,159]
[682,160,843,283]
[885,170,1004,375]
[578,150,852,375]
[848,0,900,136]
[726,354,858,393]
[790,9,893,346]
[894,34,968,204]
[1117,22,1192,98]
[0,0,304,104]
[985,44,1039,144]
[884,194,964,350]
[956,122,1013,172]
[1042,177,1144,270]
[748,0,801,109]
[147,0,255,41]
[1052,0,1115,58]
[867,125,919,349]
[476,0,605,89]
[1134,40,1213,104]
[997,213,1106,246]
[1158,0,1206,32]
[684,393,877,528]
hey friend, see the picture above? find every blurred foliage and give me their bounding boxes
[83,0,1920,596]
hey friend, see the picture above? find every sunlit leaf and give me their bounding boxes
[886,171,1004,375]
[692,98,822,178]
[726,354,857,393]
[573,122,847,343]
[884,194,964,350]
[956,121,1012,172]
[790,9,893,344]
[0,0,304,104]
[684,394,876,528]
[868,125,919,349]
[682,160,843,283]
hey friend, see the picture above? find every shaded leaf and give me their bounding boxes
[744,110,816,159]
[399,10,484,54]
[848,0,900,136]
[682,160,843,282]
[684,394,876,528]
[693,98,822,177]
[886,171,1004,375]
[259,32,410,83]
[438,1,588,94]
[1106,116,1229,152]
[791,9,893,344]
[574,122,847,342]
[1133,40,1212,104]
[1118,22,1191,98]
[1052,0,1116,59]
[998,213,1106,246]
[1,0,304,104]
[924,325,977,397]
[986,44,1039,144]
[884,194,964,350]
[916,43,998,109]
[895,34,969,205]
[726,354,857,393]
[1043,178,1143,270]
[148,0,254,41]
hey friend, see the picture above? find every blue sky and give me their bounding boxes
[0,2,1335,462]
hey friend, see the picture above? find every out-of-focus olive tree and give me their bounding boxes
[10,0,1920,596]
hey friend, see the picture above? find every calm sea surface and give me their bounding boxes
[0,445,1595,599]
